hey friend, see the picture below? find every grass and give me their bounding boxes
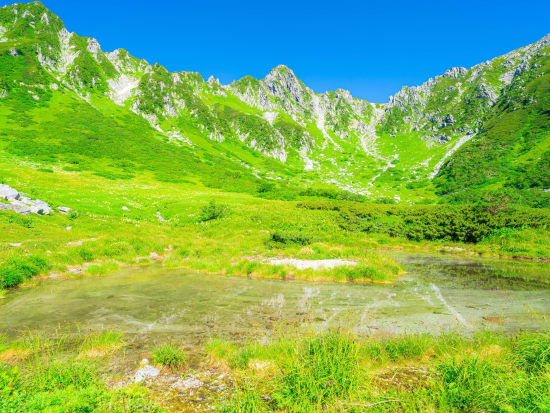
[0,330,159,412]
[214,330,550,412]
[79,330,125,358]
[1,328,549,412]
[152,344,186,370]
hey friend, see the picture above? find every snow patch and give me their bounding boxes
[298,146,314,171]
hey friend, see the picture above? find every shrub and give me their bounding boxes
[0,267,24,288]
[269,231,311,246]
[0,255,49,289]
[298,201,550,243]
[198,200,228,222]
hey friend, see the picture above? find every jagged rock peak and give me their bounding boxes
[267,64,295,77]
[442,67,468,79]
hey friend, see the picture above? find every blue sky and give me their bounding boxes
[27,0,550,102]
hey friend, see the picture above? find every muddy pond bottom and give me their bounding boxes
[0,253,549,343]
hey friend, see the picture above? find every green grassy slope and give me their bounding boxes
[434,51,550,207]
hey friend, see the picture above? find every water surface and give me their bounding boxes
[0,253,548,343]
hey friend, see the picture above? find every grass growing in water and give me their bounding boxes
[152,344,186,370]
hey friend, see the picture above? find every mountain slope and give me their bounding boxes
[0,1,548,205]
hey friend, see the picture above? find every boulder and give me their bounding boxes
[134,364,159,383]
[0,184,20,201]
[0,202,31,215]
[58,206,71,214]
[24,198,51,215]
[0,185,51,215]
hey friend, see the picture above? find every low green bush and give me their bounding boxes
[299,201,550,243]
[198,200,229,222]
[0,255,49,288]
[269,231,311,245]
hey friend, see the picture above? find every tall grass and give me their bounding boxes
[211,329,550,412]
[273,331,361,411]
[152,343,186,370]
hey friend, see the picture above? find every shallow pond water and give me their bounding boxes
[0,253,548,344]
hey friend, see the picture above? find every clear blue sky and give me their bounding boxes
[26,1,550,102]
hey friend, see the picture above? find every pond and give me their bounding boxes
[0,253,548,345]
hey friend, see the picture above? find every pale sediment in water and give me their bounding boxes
[263,257,357,270]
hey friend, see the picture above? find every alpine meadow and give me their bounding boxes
[0,1,549,412]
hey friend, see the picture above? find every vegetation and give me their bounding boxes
[152,344,186,370]
[216,330,550,412]
[1,328,549,412]
[300,201,550,243]
[0,3,548,411]
[198,200,229,223]
[0,331,158,412]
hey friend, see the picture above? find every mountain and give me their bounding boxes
[0,1,548,205]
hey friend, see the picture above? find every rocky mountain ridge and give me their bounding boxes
[0,1,548,202]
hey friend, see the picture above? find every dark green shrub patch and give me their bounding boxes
[0,255,49,288]
[198,200,229,223]
[299,187,366,202]
[269,231,311,245]
[299,201,550,243]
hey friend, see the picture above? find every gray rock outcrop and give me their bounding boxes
[0,184,52,215]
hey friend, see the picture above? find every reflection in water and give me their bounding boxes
[0,253,548,343]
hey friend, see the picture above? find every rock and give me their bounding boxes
[149,252,160,260]
[122,206,130,211]
[441,114,456,127]
[23,198,51,215]
[0,184,20,201]
[156,211,166,222]
[431,134,451,143]
[0,185,51,215]
[0,202,31,215]
[442,67,467,79]
[8,243,22,247]
[66,226,72,231]
[57,206,71,214]
[134,365,159,383]
[174,375,203,391]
